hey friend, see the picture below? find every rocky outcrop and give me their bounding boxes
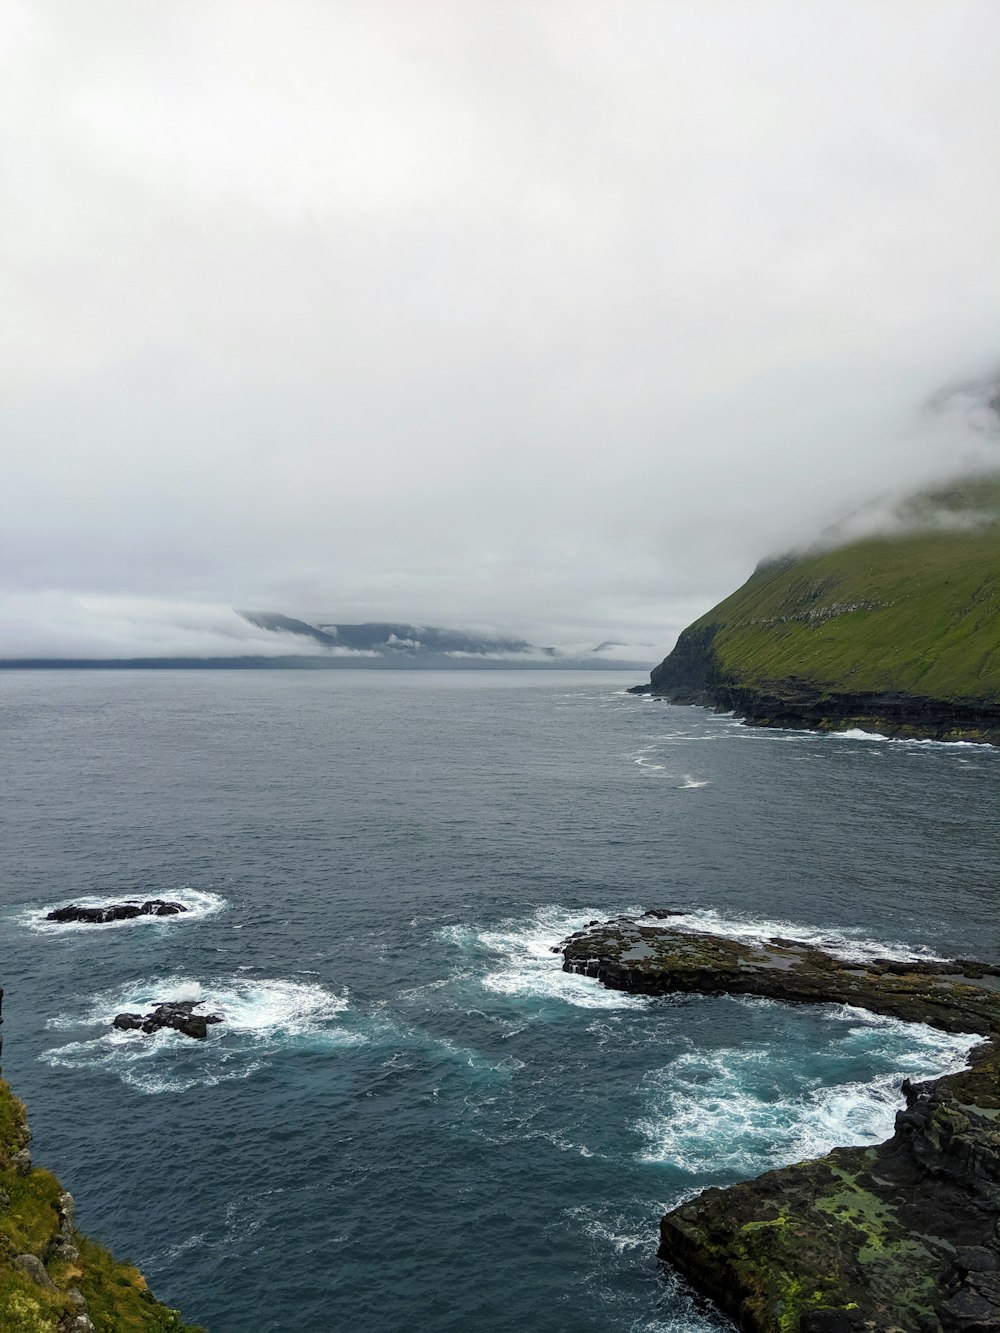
[559,916,1000,1333]
[46,899,187,924]
[113,1000,222,1040]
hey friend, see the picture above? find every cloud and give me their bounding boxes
[2,1,1000,660]
[0,594,333,660]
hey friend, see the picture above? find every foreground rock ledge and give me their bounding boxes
[559,915,1000,1333]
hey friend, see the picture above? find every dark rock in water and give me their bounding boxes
[47,899,187,924]
[111,1013,144,1031]
[144,899,186,916]
[113,999,222,1040]
[49,903,141,923]
[560,915,1000,1333]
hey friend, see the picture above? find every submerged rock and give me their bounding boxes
[47,898,187,924]
[113,999,222,1040]
[560,915,1000,1333]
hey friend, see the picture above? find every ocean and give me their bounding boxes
[1,669,998,1332]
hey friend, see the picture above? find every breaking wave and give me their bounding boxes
[636,1004,974,1175]
[440,905,647,1010]
[41,975,356,1093]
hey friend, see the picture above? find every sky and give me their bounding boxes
[3,0,1000,662]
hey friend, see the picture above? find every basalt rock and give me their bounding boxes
[113,999,223,1040]
[560,915,1000,1333]
[47,898,187,924]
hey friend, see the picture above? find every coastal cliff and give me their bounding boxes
[0,997,202,1332]
[635,476,1000,743]
[560,915,1000,1333]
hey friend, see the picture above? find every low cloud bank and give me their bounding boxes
[0,595,660,664]
[0,595,336,660]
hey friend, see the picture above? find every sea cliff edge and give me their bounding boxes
[0,991,203,1332]
[629,624,1000,745]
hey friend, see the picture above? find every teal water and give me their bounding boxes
[1,670,997,1331]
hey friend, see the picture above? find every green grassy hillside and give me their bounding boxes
[649,474,1000,735]
[0,1078,202,1333]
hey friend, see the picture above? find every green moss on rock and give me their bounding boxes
[0,1078,203,1333]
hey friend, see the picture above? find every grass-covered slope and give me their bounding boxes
[648,475,1000,740]
[0,1078,202,1333]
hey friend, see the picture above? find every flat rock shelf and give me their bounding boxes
[559,915,1000,1333]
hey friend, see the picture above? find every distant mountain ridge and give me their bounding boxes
[240,612,549,658]
[633,473,1000,742]
[1,612,646,669]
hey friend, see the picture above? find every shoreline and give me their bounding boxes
[559,915,1000,1333]
[628,682,1000,747]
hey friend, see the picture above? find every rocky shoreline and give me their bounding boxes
[559,915,1000,1333]
[629,621,1000,745]
[628,677,1000,746]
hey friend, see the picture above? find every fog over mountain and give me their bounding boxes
[3,1,1000,663]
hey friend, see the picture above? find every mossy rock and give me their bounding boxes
[0,1079,203,1332]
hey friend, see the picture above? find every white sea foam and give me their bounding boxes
[636,1009,975,1175]
[17,888,227,933]
[41,975,356,1093]
[643,906,947,963]
[901,737,996,749]
[821,728,995,750]
[568,1205,648,1255]
[629,742,713,786]
[440,906,647,1010]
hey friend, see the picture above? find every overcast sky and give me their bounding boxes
[3,0,1000,660]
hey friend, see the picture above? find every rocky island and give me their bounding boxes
[632,475,1000,745]
[559,915,1000,1333]
[112,1000,222,1041]
[46,901,187,925]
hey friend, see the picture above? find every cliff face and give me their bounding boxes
[640,476,1000,743]
[0,1069,201,1332]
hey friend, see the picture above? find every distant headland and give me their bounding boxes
[630,474,1000,744]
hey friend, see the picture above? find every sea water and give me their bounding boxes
[1,670,997,1332]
